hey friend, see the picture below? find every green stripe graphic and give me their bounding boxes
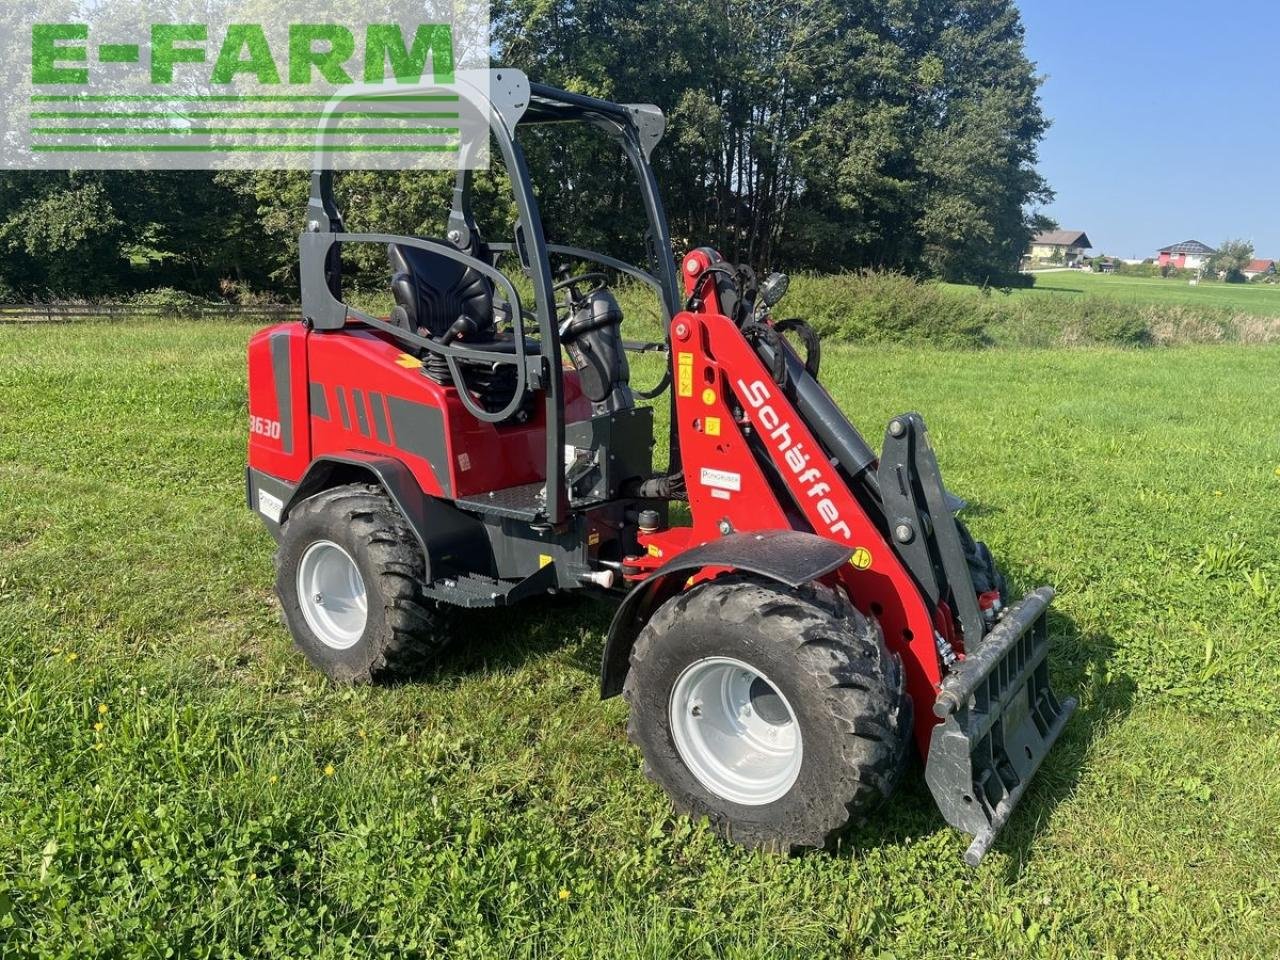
[31,94,459,103]
[31,111,459,120]
[27,90,470,159]
[31,127,460,136]
[32,144,462,153]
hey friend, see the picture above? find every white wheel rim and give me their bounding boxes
[296,540,368,650]
[668,656,802,805]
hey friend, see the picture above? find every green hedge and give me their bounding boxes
[786,272,990,347]
[126,287,222,318]
[64,274,1280,349]
[618,271,1280,348]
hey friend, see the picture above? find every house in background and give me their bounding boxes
[1157,240,1216,271]
[1027,230,1092,267]
[1243,258,1276,280]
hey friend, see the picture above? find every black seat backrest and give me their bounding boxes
[388,242,495,341]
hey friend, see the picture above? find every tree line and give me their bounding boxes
[0,0,1051,301]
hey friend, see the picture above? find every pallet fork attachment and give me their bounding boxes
[877,414,1076,863]
[926,587,1077,864]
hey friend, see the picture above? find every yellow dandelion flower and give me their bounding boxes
[558,888,570,901]
[1275,466,1280,477]
[1214,490,1224,497]
[247,872,257,883]
[51,646,62,655]
[268,774,279,784]
[357,728,367,740]
[323,764,335,777]
[94,742,104,751]
[98,703,109,715]
[93,721,104,732]
[65,652,78,662]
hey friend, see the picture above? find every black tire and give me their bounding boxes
[275,483,450,683]
[623,575,911,852]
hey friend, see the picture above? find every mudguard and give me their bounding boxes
[281,454,493,579]
[599,530,854,698]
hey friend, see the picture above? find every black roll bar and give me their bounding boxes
[303,232,536,424]
[300,70,680,524]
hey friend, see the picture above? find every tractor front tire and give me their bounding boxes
[623,575,910,852]
[275,483,450,683]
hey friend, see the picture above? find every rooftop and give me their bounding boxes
[1032,230,1092,248]
[1158,240,1216,255]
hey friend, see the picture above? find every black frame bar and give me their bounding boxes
[299,70,682,524]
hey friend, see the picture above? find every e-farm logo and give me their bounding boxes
[31,23,456,88]
[1,0,491,170]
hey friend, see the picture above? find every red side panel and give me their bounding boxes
[247,323,311,482]
[303,328,588,498]
[307,331,452,497]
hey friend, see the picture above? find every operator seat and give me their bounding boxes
[388,242,497,344]
[386,242,533,421]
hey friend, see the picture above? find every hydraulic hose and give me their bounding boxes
[754,340,882,500]
[628,472,687,501]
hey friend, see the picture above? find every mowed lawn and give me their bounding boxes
[988,270,1280,316]
[1,321,1279,958]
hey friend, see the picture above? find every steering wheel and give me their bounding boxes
[551,271,609,298]
[552,272,610,327]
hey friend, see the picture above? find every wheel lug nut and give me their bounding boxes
[314,593,324,605]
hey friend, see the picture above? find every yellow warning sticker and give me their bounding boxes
[538,554,553,568]
[701,388,716,405]
[850,547,873,570]
[647,544,663,558]
[395,353,423,368]
[705,416,721,436]
[677,352,694,398]
[588,531,601,546]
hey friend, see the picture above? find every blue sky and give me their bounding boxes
[1017,2,1278,259]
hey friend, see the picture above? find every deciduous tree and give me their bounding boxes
[1208,239,1253,283]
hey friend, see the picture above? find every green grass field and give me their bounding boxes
[2,322,1279,958]
[996,271,1280,317]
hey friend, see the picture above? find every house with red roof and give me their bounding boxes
[1243,259,1276,280]
[1156,240,1215,270]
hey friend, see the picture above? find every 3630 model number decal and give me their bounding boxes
[249,415,283,440]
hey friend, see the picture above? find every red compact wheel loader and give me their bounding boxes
[246,71,1075,865]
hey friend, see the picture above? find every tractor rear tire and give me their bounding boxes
[275,483,450,683]
[623,575,910,852]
